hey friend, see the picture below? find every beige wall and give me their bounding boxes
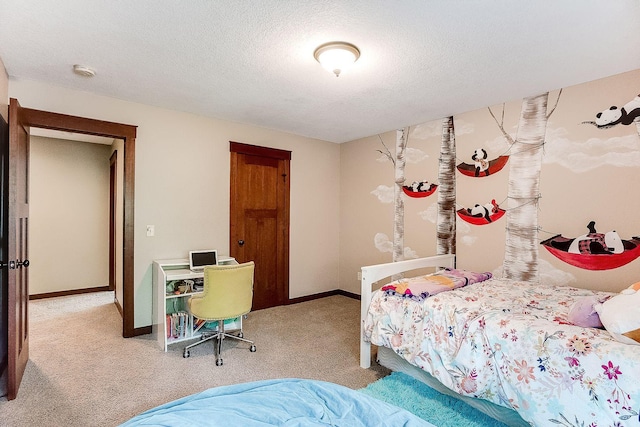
[0,56,7,120]
[340,69,640,294]
[29,136,112,295]
[10,78,341,328]
[340,134,404,291]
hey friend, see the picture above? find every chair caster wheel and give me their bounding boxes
[216,358,223,366]
[238,332,243,338]
[183,350,190,358]
[250,345,256,352]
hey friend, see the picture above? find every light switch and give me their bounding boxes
[146,225,155,237]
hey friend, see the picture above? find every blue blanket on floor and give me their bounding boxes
[121,378,434,426]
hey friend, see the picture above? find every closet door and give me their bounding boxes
[230,142,290,311]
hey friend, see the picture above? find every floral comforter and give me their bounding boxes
[364,278,640,426]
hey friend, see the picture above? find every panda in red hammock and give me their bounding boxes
[471,148,490,177]
[567,221,624,255]
[467,199,499,223]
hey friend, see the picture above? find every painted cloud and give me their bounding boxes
[543,125,640,172]
[371,185,394,204]
[374,233,418,259]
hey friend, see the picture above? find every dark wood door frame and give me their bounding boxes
[109,151,117,293]
[19,104,142,337]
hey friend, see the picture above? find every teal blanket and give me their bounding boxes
[121,378,434,426]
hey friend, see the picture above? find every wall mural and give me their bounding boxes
[451,89,640,275]
[453,103,514,228]
[369,75,640,282]
[541,221,640,270]
[456,149,509,177]
[373,119,457,260]
[392,128,408,263]
[436,116,456,256]
[582,93,640,133]
[402,181,437,198]
[372,128,426,261]
[457,200,504,225]
[538,90,640,271]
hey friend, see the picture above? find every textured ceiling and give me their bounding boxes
[1,1,639,143]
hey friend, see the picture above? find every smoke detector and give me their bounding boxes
[73,64,96,77]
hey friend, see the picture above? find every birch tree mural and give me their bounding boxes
[437,117,456,255]
[393,127,408,262]
[502,93,549,281]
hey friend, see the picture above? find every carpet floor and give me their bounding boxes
[1,293,389,426]
[360,372,508,427]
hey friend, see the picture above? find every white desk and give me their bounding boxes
[152,257,238,351]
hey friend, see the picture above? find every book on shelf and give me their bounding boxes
[167,311,189,339]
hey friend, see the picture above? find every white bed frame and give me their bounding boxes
[359,254,455,368]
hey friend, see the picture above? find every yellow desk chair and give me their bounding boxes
[183,261,256,366]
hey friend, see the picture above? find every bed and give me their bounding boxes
[120,378,435,426]
[360,254,640,426]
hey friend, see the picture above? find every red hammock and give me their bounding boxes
[402,184,438,198]
[540,234,640,270]
[457,155,509,177]
[456,208,505,225]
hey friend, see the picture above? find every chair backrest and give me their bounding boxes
[191,261,255,320]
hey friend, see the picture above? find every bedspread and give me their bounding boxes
[364,278,640,426]
[121,378,434,426]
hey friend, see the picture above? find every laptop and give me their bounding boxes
[189,249,218,272]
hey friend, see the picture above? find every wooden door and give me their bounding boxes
[6,98,30,400]
[230,142,290,311]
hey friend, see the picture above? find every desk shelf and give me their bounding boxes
[152,257,239,352]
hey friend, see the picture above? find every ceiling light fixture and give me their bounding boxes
[313,41,360,77]
[73,64,96,77]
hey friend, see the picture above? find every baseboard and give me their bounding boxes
[29,286,111,300]
[114,298,124,316]
[133,326,152,336]
[334,289,360,300]
[288,289,360,305]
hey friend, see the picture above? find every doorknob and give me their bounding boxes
[238,240,245,247]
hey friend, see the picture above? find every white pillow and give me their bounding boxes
[594,287,640,346]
